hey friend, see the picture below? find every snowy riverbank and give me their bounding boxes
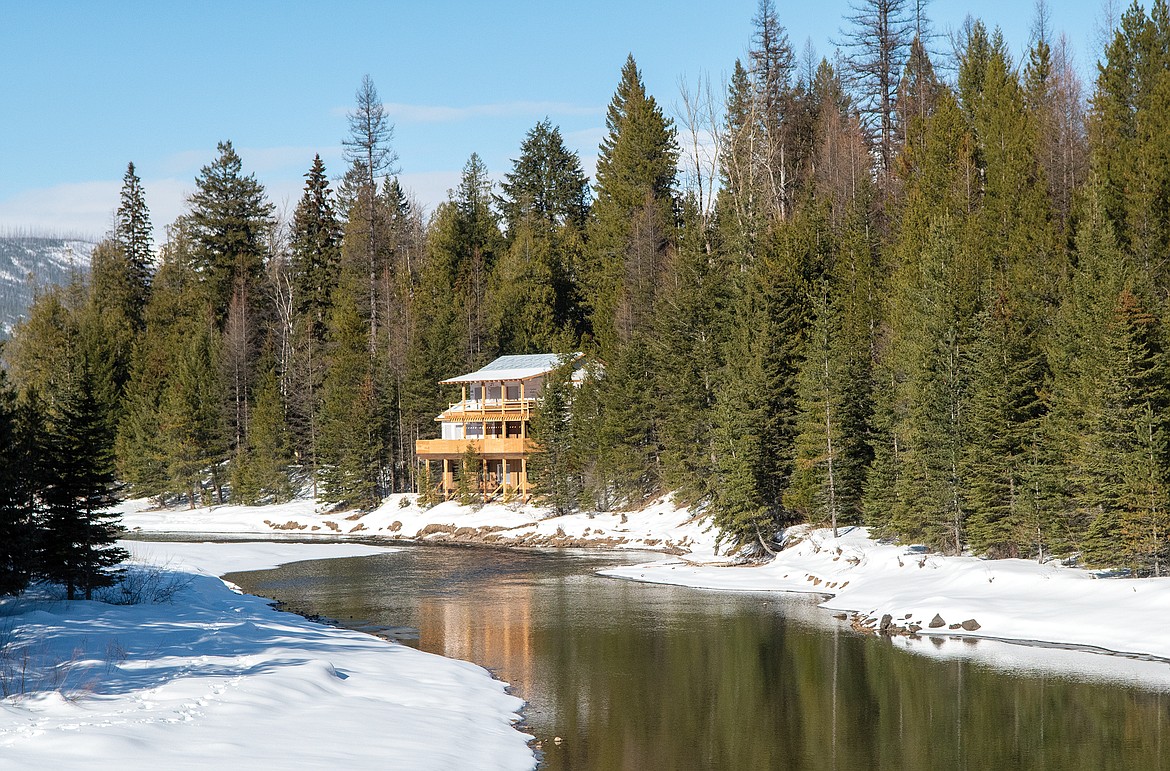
[118,494,716,555]
[0,541,536,770]
[602,524,1170,664]
[116,494,1170,669]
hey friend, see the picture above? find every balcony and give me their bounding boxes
[415,437,532,458]
[437,398,537,423]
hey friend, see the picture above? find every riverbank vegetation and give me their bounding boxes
[4,1,1170,579]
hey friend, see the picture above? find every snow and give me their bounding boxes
[118,494,717,554]
[602,524,1170,667]
[116,494,1170,683]
[0,540,535,770]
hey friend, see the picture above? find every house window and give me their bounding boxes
[506,384,520,401]
[466,422,484,438]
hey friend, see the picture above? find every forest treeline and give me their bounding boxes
[4,0,1170,593]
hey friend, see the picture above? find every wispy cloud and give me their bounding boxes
[0,181,121,241]
[0,177,193,248]
[376,101,603,123]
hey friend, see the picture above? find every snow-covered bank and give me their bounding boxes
[601,525,1170,664]
[118,494,717,555]
[0,541,536,770]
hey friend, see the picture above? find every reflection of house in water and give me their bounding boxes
[415,353,584,502]
[415,588,537,705]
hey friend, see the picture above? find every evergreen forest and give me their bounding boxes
[6,0,1170,594]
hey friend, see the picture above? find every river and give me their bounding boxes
[224,543,1170,769]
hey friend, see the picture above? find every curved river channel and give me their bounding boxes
[224,544,1170,769]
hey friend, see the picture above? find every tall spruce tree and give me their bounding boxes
[39,347,127,600]
[587,54,678,353]
[113,161,154,322]
[288,155,343,488]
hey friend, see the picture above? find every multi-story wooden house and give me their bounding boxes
[415,353,582,502]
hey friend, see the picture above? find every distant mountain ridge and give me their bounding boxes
[0,235,96,336]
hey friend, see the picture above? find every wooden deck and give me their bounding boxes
[415,437,532,459]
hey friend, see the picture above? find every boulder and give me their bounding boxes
[880,613,893,633]
[961,619,981,631]
[929,614,946,628]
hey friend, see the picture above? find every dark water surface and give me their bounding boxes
[223,544,1170,770]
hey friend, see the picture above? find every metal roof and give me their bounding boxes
[439,353,582,384]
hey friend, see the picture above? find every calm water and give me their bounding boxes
[224,544,1170,770]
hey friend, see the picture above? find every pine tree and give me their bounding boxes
[456,442,482,506]
[1041,186,1170,565]
[113,161,154,321]
[287,155,343,482]
[39,348,127,600]
[786,277,876,536]
[652,198,726,504]
[591,338,660,505]
[486,216,560,354]
[961,297,1048,558]
[881,228,980,553]
[186,140,274,322]
[231,358,293,504]
[342,75,398,355]
[291,155,343,336]
[587,54,678,353]
[528,355,581,515]
[1094,290,1170,572]
[454,153,502,362]
[498,119,590,233]
[1089,0,1170,285]
[88,240,139,403]
[317,293,383,510]
[709,245,805,554]
[157,323,224,508]
[115,232,211,502]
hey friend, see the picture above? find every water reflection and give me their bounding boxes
[225,545,1170,770]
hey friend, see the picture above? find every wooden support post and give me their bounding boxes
[424,459,430,495]
[521,457,528,503]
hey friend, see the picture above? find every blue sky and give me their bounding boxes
[1,1,1107,243]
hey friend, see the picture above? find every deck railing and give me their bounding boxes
[439,397,537,422]
[415,437,531,457]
